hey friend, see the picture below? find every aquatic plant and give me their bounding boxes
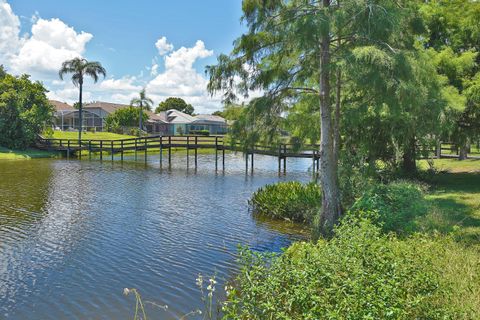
[249,181,321,224]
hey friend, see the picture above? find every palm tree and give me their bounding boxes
[130,88,153,132]
[59,58,106,141]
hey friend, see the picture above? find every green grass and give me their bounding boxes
[415,159,480,247]
[418,158,480,173]
[47,131,135,140]
[0,147,59,160]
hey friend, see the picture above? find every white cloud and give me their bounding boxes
[155,36,173,56]
[47,85,91,103]
[0,0,93,77]
[150,63,159,76]
[100,76,141,91]
[0,0,22,64]
[147,40,213,97]
[146,40,230,113]
[9,18,92,76]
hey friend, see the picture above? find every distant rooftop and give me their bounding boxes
[193,114,226,123]
[84,101,129,113]
[162,109,196,124]
[49,100,74,111]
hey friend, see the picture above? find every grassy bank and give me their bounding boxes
[226,158,480,318]
[416,159,480,247]
[0,147,59,160]
[47,131,135,140]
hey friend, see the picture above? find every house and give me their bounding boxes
[191,114,228,135]
[158,109,196,135]
[50,100,228,135]
[51,100,169,134]
[157,110,228,135]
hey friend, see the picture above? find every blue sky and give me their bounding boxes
[0,1,246,112]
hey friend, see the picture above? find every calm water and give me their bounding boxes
[0,153,312,319]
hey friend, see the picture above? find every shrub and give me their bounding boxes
[190,129,210,136]
[249,181,321,223]
[0,69,53,149]
[105,106,148,132]
[350,181,428,234]
[129,128,142,137]
[223,218,463,319]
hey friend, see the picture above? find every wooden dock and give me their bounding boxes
[36,135,322,173]
[36,136,478,173]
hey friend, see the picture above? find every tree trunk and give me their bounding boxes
[333,68,341,164]
[139,101,143,132]
[318,0,342,235]
[402,136,417,173]
[436,138,441,159]
[78,82,83,142]
[459,138,470,160]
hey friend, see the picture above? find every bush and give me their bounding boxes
[190,129,210,136]
[105,106,148,132]
[0,69,53,149]
[249,181,321,223]
[223,217,467,319]
[350,181,428,234]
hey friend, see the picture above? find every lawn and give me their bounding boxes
[47,131,135,140]
[0,147,59,160]
[418,158,480,173]
[416,159,480,248]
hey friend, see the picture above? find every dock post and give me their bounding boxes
[100,140,103,161]
[222,148,225,171]
[312,150,316,174]
[283,144,287,174]
[89,140,92,160]
[251,152,254,172]
[194,136,198,168]
[168,136,172,166]
[245,152,249,173]
[187,136,190,167]
[144,137,148,164]
[134,139,138,161]
[215,136,218,171]
[121,140,124,161]
[78,140,82,159]
[316,152,320,171]
[278,145,281,173]
[111,140,114,161]
[159,136,163,167]
[67,140,71,159]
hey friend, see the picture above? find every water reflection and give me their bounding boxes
[0,154,311,319]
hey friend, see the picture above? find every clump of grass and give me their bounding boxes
[249,181,321,224]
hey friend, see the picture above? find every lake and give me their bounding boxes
[0,153,312,319]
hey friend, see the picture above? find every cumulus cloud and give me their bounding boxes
[100,76,141,91]
[150,62,159,76]
[155,36,173,56]
[9,18,92,76]
[148,40,213,96]
[146,40,233,113]
[47,85,91,103]
[0,0,22,63]
[0,0,92,77]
